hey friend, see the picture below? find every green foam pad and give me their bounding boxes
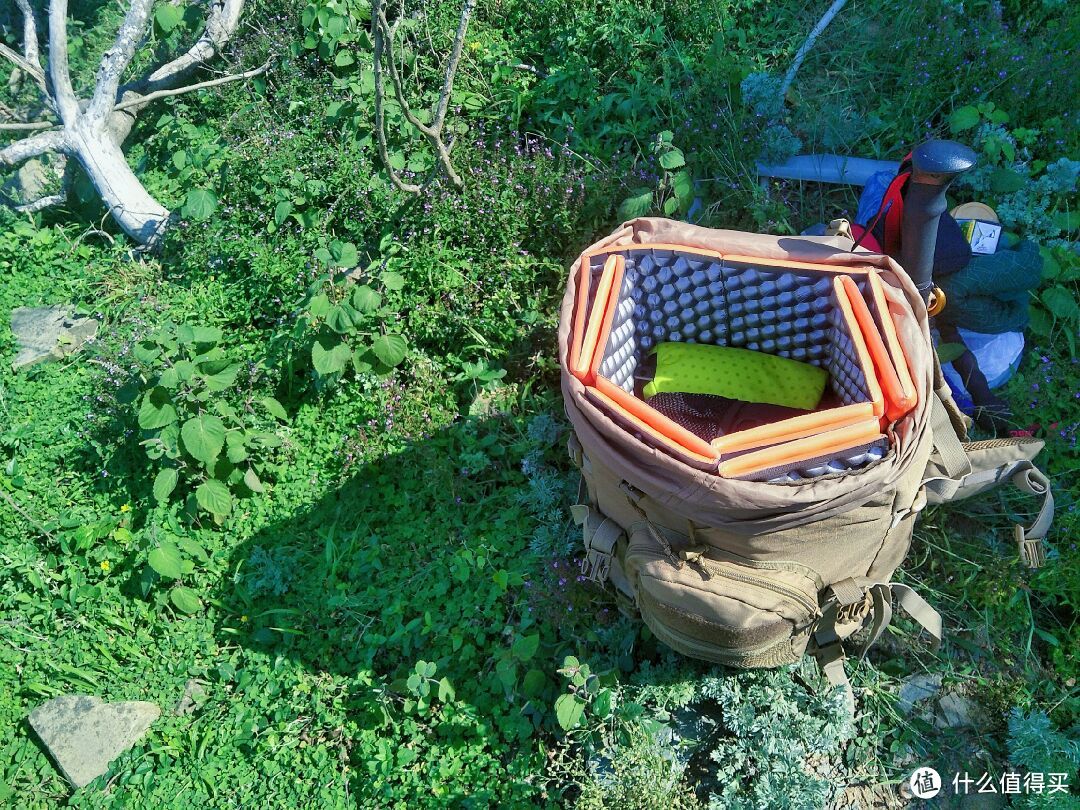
[642,342,828,410]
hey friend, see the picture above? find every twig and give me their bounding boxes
[0,121,55,132]
[779,0,848,99]
[0,43,47,92]
[111,61,270,112]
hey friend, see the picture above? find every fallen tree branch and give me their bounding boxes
[1,0,252,247]
[86,0,155,122]
[133,0,245,93]
[47,0,79,124]
[1,43,47,93]
[779,0,848,99]
[0,121,55,132]
[0,129,68,167]
[111,61,270,113]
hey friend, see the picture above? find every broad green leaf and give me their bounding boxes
[244,467,265,493]
[555,693,585,731]
[332,241,359,268]
[312,337,351,375]
[259,397,288,421]
[352,347,374,374]
[181,415,226,465]
[334,49,354,67]
[191,326,222,345]
[148,543,183,580]
[1042,286,1079,321]
[352,285,382,314]
[182,188,218,220]
[382,271,405,291]
[308,292,331,319]
[371,334,407,367]
[155,4,183,32]
[326,14,347,38]
[662,196,678,215]
[948,105,980,132]
[326,305,356,334]
[989,167,1025,194]
[617,187,653,220]
[659,148,685,170]
[593,688,613,718]
[671,170,693,201]
[153,468,179,504]
[274,200,293,226]
[195,479,233,516]
[496,658,516,691]
[201,362,240,392]
[133,341,160,365]
[170,586,203,614]
[936,342,966,364]
[522,669,547,697]
[512,633,540,661]
[438,677,455,702]
[139,388,178,430]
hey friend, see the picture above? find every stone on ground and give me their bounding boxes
[28,695,160,788]
[10,306,99,370]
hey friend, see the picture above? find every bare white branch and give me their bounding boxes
[47,0,79,124]
[779,0,848,99]
[111,60,270,113]
[15,191,67,213]
[136,0,245,93]
[86,0,155,122]
[0,121,55,132]
[434,0,475,129]
[1,42,47,93]
[371,2,419,194]
[0,129,68,168]
[16,0,42,68]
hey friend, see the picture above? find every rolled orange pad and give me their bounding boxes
[841,275,917,423]
[717,419,884,478]
[593,376,719,460]
[572,255,623,383]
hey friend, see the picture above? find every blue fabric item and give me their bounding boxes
[855,171,893,226]
[942,329,1025,413]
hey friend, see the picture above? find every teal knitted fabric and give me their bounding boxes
[937,240,1043,334]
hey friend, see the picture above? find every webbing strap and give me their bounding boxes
[930,393,972,483]
[889,582,942,651]
[1011,464,1053,568]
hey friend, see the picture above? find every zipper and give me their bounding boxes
[695,557,819,617]
[628,535,819,617]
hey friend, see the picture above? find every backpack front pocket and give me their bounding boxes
[624,525,822,668]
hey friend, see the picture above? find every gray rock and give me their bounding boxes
[28,695,160,788]
[173,679,207,716]
[897,673,942,715]
[935,692,987,730]
[10,306,99,370]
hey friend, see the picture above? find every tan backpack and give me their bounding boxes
[559,218,1053,694]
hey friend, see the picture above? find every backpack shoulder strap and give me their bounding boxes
[922,387,1054,568]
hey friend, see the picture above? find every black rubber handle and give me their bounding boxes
[899,140,977,298]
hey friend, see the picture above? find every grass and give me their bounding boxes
[2,0,1079,806]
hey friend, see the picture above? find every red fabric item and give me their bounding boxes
[850,223,882,254]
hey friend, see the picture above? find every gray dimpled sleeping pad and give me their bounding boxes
[581,246,887,481]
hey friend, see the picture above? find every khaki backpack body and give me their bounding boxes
[559,218,1053,689]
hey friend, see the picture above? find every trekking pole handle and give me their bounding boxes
[899,140,977,301]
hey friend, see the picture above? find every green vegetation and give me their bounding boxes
[1,0,1077,806]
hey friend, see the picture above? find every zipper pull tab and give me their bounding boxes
[679,545,712,580]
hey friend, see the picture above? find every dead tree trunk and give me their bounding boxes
[0,0,261,250]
